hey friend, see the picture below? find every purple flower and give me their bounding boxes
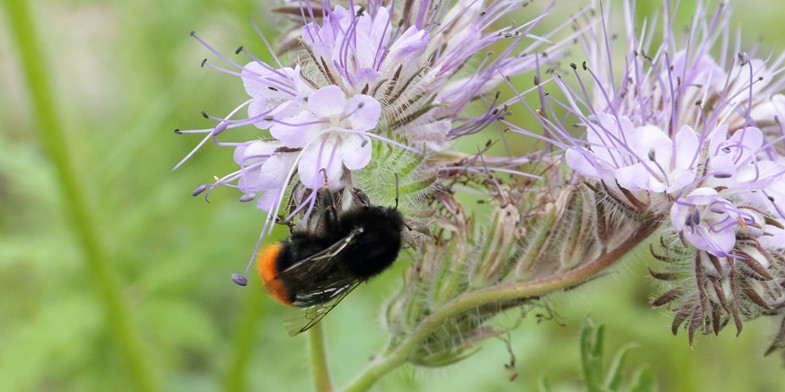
[178,0,572,285]
[242,64,314,129]
[234,140,298,212]
[268,85,381,190]
[671,188,749,256]
[528,1,785,260]
[531,1,785,344]
[706,126,784,191]
[565,114,700,194]
[180,0,564,216]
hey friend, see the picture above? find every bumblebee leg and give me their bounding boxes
[352,188,371,207]
[317,169,340,232]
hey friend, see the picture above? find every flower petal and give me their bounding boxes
[270,112,324,147]
[298,136,344,190]
[307,85,347,118]
[346,94,382,132]
[340,135,372,170]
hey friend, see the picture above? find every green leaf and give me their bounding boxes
[580,320,605,392]
[628,366,656,392]
[538,377,554,392]
[604,343,638,390]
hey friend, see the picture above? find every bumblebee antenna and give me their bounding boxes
[394,173,399,210]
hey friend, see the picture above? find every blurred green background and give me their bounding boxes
[2,0,785,391]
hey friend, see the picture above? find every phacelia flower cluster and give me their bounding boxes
[524,1,785,343]
[177,0,572,284]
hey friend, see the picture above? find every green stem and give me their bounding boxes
[1,2,160,391]
[344,221,660,392]
[310,322,335,392]
[223,286,265,392]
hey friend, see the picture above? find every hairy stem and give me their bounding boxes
[1,1,160,391]
[344,219,660,392]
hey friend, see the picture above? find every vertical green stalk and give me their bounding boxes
[1,2,160,391]
[223,286,265,392]
[309,322,334,392]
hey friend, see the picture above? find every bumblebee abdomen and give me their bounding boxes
[340,206,405,279]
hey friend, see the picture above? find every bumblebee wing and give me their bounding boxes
[273,227,364,306]
[277,227,364,279]
[282,281,361,336]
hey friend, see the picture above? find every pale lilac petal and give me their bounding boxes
[685,187,720,204]
[684,226,735,255]
[354,7,391,69]
[566,148,602,179]
[729,127,763,159]
[242,62,290,97]
[615,164,648,191]
[668,169,697,192]
[307,85,347,118]
[248,98,303,129]
[406,119,452,152]
[298,137,344,190]
[340,135,372,170]
[734,160,782,190]
[346,94,382,132]
[751,94,785,124]
[270,112,324,147]
[708,154,737,179]
[628,125,671,156]
[759,225,785,250]
[708,124,729,156]
[388,27,428,62]
[256,189,282,213]
[673,125,700,170]
[256,153,296,189]
[234,140,279,165]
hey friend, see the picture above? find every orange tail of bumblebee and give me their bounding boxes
[257,243,293,305]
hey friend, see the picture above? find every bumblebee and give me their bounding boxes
[257,185,404,335]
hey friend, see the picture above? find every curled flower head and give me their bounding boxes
[502,0,785,347]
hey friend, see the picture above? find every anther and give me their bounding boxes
[235,46,243,55]
[232,273,248,286]
[737,52,750,66]
[690,209,701,226]
[192,185,208,196]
